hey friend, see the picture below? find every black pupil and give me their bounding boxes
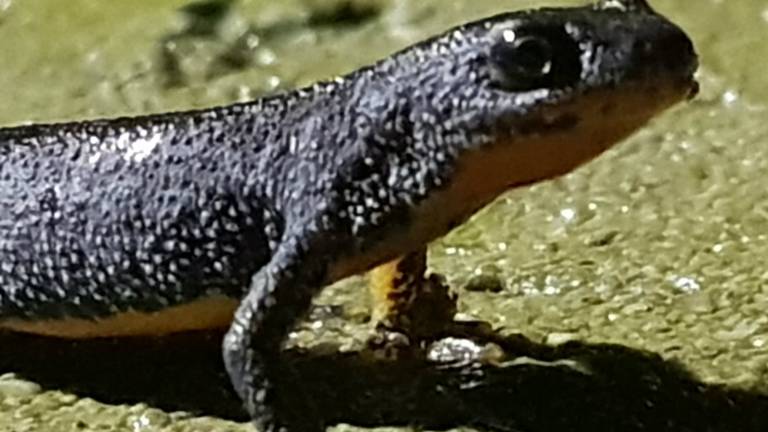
[490,26,582,91]
[513,36,553,77]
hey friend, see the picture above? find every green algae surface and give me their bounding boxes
[1,0,768,431]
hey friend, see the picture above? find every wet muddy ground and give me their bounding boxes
[1,0,767,431]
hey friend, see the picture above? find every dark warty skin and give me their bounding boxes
[0,0,698,430]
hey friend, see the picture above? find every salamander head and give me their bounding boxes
[384,0,698,204]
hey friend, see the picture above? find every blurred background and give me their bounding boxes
[0,0,767,431]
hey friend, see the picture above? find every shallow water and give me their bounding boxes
[0,0,767,431]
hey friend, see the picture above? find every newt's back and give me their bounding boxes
[0,109,274,332]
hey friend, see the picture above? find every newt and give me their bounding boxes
[0,0,698,430]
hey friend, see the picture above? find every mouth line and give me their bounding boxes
[633,72,699,102]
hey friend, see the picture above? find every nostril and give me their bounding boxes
[632,39,653,56]
[631,39,656,65]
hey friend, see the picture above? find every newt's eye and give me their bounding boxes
[490,26,582,91]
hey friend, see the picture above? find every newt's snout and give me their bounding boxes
[554,8,699,103]
[628,17,698,94]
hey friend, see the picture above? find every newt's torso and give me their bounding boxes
[0,0,697,339]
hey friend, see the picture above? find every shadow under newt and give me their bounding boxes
[1,328,766,432]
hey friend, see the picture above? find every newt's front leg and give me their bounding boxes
[223,235,328,432]
[368,247,457,341]
[368,249,501,349]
